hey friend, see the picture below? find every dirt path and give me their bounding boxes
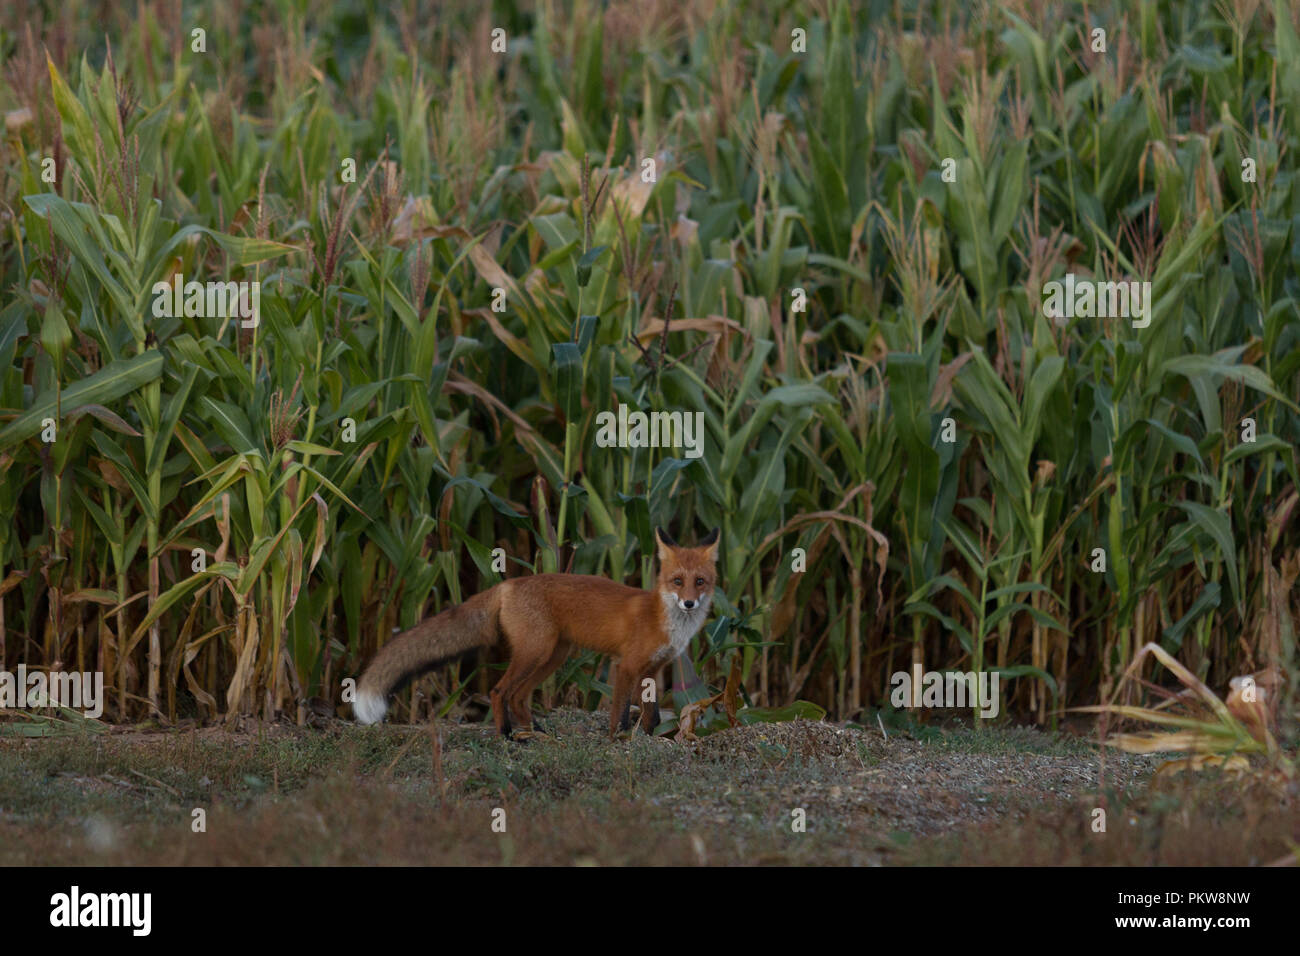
[1,710,1291,865]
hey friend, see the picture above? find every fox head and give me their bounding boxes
[655,527,719,614]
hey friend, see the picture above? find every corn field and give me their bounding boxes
[0,0,1297,733]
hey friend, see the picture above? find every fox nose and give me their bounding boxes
[682,599,696,609]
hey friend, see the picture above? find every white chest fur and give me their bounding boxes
[653,591,711,664]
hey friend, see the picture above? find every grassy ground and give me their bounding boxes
[2,711,1294,865]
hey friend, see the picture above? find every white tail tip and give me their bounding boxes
[354,688,388,725]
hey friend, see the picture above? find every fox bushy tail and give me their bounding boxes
[353,586,502,724]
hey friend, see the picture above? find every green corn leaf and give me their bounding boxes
[0,352,163,450]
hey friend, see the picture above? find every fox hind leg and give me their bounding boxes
[490,655,532,738]
[509,639,570,734]
[492,647,551,738]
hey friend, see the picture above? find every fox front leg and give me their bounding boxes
[609,661,635,739]
[636,671,662,734]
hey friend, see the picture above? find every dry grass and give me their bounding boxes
[3,710,1294,866]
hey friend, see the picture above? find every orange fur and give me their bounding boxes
[354,528,719,739]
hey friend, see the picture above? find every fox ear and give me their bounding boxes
[699,527,720,560]
[655,527,677,560]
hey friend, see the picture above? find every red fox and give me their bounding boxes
[353,527,719,738]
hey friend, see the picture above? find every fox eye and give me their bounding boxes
[695,577,705,588]
[673,577,684,587]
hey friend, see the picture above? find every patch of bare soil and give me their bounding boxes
[687,718,1153,835]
